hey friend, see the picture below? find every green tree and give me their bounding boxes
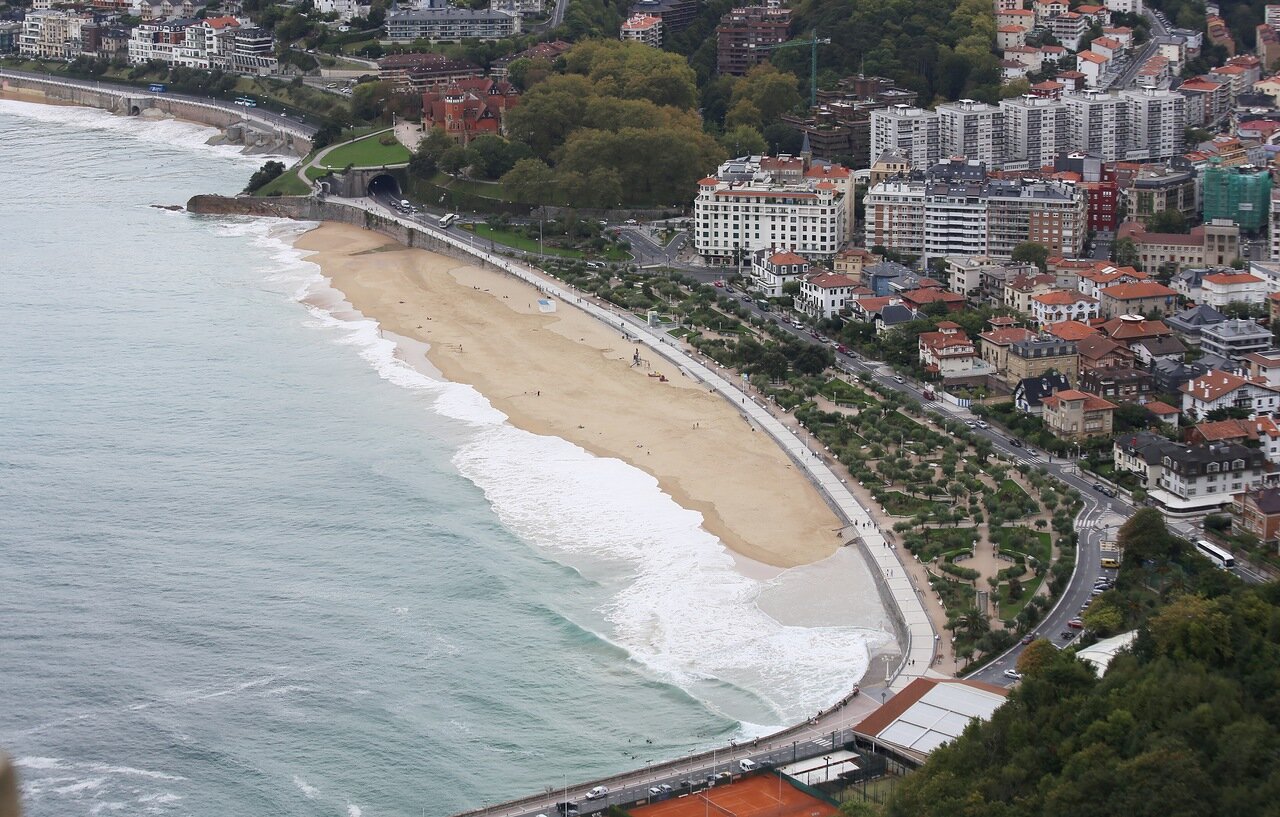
[244,160,285,193]
[1113,236,1141,268]
[729,63,802,125]
[500,158,557,203]
[1148,209,1189,234]
[719,124,767,157]
[1011,241,1050,271]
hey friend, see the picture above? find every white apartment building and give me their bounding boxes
[869,105,940,171]
[694,156,849,264]
[1064,91,1127,161]
[19,9,93,59]
[1104,0,1142,14]
[1201,272,1267,308]
[1122,87,1185,160]
[750,249,810,297]
[864,160,1085,261]
[1030,290,1100,325]
[1001,95,1070,168]
[619,13,661,46]
[937,99,1004,166]
[799,271,857,319]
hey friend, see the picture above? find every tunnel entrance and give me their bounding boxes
[130,105,141,116]
[367,173,401,198]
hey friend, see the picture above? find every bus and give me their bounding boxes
[233,96,257,107]
[439,213,459,228]
[148,83,167,93]
[1196,539,1236,570]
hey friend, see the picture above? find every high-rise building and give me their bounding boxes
[869,105,940,170]
[1270,187,1280,261]
[1064,90,1127,161]
[714,4,790,76]
[864,159,1086,261]
[1000,94,1070,168]
[780,75,916,167]
[937,99,1005,166]
[1122,87,1185,160]
[1202,160,1272,232]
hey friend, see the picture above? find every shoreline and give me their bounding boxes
[292,222,846,571]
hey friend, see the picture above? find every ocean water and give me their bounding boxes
[0,99,894,817]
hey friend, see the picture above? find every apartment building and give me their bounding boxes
[869,105,940,170]
[937,99,1004,167]
[1063,91,1127,161]
[714,4,789,75]
[379,53,483,92]
[799,271,856,319]
[1041,389,1118,439]
[1122,87,1185,161]
[20,9,93,59]
[620,13,663,47]
[1030,290,1100,325]
[750,249,810,297]
[1201,161,1272,232]
[694,155,849,264]
[1199,319,1273,362]
[1181,370,1280,419]
[1116,220,1241,272]
[386,4,521,41]
[1201,272,1267,308]
[864,160,1085,261]
[1125,165,1197,226]
[1006,334,1080,384]
[1000,95,1070,169]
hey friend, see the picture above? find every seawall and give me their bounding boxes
[186,192,939,817]
[0,69,313,155]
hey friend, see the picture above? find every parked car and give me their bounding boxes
[648,787,663,797]
[976,420,989,429]
[1068,618,1085,629]
[1003,669,1023,680]
[1020,633,1034,644]
[1061,631,1074,640]
[585,787,608,800]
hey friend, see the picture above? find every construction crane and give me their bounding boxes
[753,29,832,108]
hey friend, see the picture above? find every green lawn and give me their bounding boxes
[991,526,1052,563]
[316,132,410,169]
[880,490,949,517]
[998,573,1045,620]
[471,223,586,258]
[255,171,311,196]
[821,378,874,405]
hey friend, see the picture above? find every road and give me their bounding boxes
[0,66,318,137]
[1102,9,1168,91]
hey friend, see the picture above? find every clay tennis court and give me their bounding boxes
[627,775,838,817]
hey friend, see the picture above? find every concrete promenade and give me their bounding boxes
[0,68,315,151]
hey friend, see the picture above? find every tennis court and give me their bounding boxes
[628,775,838,817]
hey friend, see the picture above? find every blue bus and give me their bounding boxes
[148,83,167,93]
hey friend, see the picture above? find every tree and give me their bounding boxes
[500,158,557,203]
[1016,637,1057,675]
[1148,208,1189,234]
[463,135,529,180]
[244,160,285,193]
[1011,241,1050,271]
[438,145,468,175]
[729,63,802,125]
[1113,236,1141,268]
[719,124,767,157]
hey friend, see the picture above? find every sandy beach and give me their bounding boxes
[295,222,844,568]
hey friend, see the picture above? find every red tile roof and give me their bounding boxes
[1203,272,1263,285]
[980,327,1036,345]
[1033,290,1097,305]
[1102,282,1177,300]
[1041,389,1118,411]
[1047,320,1100,341]
[1144,400,1180,416]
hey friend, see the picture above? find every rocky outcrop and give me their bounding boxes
[186,194,319,218]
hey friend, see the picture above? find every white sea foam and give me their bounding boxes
[347,805,364,817]
[211,213,890,728]
[293,775,321,798]
[16,756,66,770]
[0,98,272,163]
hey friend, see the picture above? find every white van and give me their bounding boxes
[738,759,757,772]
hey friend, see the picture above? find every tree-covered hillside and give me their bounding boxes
[885,510,1279,817]
[782,0,1001,104]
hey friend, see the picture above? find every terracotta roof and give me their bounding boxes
[1102,282,1177,300]
[1181,370,1273,402]
[1243,351,1280,367]
[1194,418,1261,442]
[1047,320,1100,341]
[1098,316,1172,340]
[980,327,1036,345]
[805,271,855,289]
[989,316,1020,326]
[999,24,1027,32]
[1042,389,1118,411]
[768,251,808,265]
[1077,51,1108,64]
[903,288,965,304]
[1203,272,1263,285]
[1144,400,1180,416]
[1033,290,1097,305]
[1076,334,1125,360]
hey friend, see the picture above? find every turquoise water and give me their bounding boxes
[0,100,891,817]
